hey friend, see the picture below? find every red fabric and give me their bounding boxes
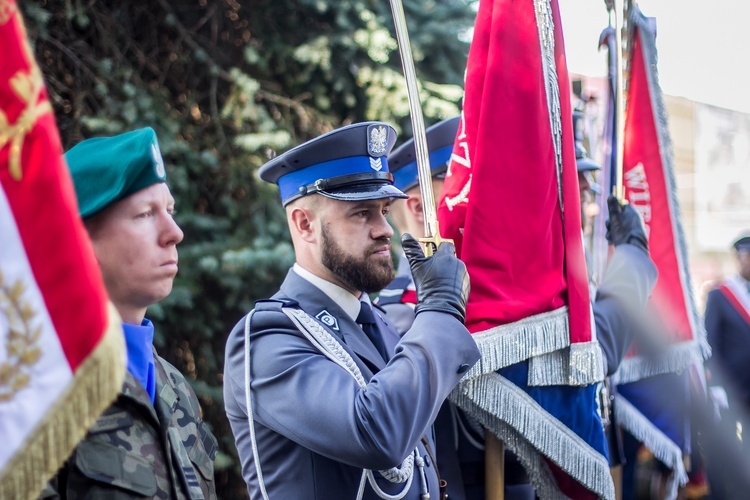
[401,289,418,305]
[623,30,693,345]
[0,3,109,371]
[437,0,591,343]
[718,285,750,327]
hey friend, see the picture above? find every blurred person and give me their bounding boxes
[705,233,750,454]
[574,111,602,241]
[41,128,217,499]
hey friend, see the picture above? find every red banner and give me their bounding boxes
[439,0,611,497]
[440,0,590,340]
[617,9,708,383]
[0,3,125,498]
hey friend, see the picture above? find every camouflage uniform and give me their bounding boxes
[42,353,218,499]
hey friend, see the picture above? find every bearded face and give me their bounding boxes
[321,222,395,294]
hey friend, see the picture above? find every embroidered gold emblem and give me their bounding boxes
[0,269,42,401]
[0,0,17,26]
[0,27,53,181]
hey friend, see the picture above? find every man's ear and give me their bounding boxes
[289,207,317,243]
[406,194,424,224]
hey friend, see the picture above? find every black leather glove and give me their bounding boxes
[605,195,648,252]
[401,233,470,323]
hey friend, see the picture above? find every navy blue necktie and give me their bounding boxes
[357,302,389,362]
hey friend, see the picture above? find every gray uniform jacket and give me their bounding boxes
[42,353,218,500]
[224,268,480,499]
[593,243,658,376]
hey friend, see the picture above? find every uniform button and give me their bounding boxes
[423,454,431,467]
[457,363,470,374]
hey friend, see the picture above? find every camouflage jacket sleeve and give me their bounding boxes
[39,358,218,500]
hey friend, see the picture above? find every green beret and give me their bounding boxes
[64,127,168,219]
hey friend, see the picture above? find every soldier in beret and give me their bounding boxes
[41,128,217,499]
[223,122,480,499]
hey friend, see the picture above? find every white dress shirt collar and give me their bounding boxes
[293,263,367,321]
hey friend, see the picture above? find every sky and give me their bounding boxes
[559,0,750,113]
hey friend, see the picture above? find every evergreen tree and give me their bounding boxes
[23,0,475,494]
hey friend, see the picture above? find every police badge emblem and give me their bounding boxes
[315,310,340,331]
[367,125,388,157]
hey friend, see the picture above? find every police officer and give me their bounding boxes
[705,233,750,453]
[42,128,217,499]
[697,232,750,498]
[378,117,458,332]
[223,122,480,499]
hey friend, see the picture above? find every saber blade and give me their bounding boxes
[387,0,451,255]
[613,0,626,202]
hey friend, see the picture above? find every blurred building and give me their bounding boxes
[572,73,750,311]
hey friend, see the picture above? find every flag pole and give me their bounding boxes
[387,0,452,256]
[486,433,505,500]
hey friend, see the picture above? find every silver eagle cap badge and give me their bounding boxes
[367,125,388,157]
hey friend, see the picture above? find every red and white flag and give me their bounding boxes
[0,3,125,498]
[439,0,611,497]
[605,8,709,498]
[615,6,709,384]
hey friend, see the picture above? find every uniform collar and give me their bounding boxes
[293,263,362,321]
[122,319,156,403]
[281,268,389,373]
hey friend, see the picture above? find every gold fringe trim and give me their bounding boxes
[0,302,125,499]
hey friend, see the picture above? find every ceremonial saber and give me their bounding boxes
[387,0,504,496]
[612,0,626,202]
[387,0,452,256]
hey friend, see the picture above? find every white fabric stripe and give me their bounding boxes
[0,184,73,469]
[726,275,750,318]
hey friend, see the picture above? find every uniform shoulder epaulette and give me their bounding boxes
[254,297,300,312]
[376,275,412,305]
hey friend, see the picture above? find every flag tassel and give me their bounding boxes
[0,304,125,500]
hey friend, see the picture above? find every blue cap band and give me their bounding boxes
[392,145,453,191]
[277,155,390,203]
